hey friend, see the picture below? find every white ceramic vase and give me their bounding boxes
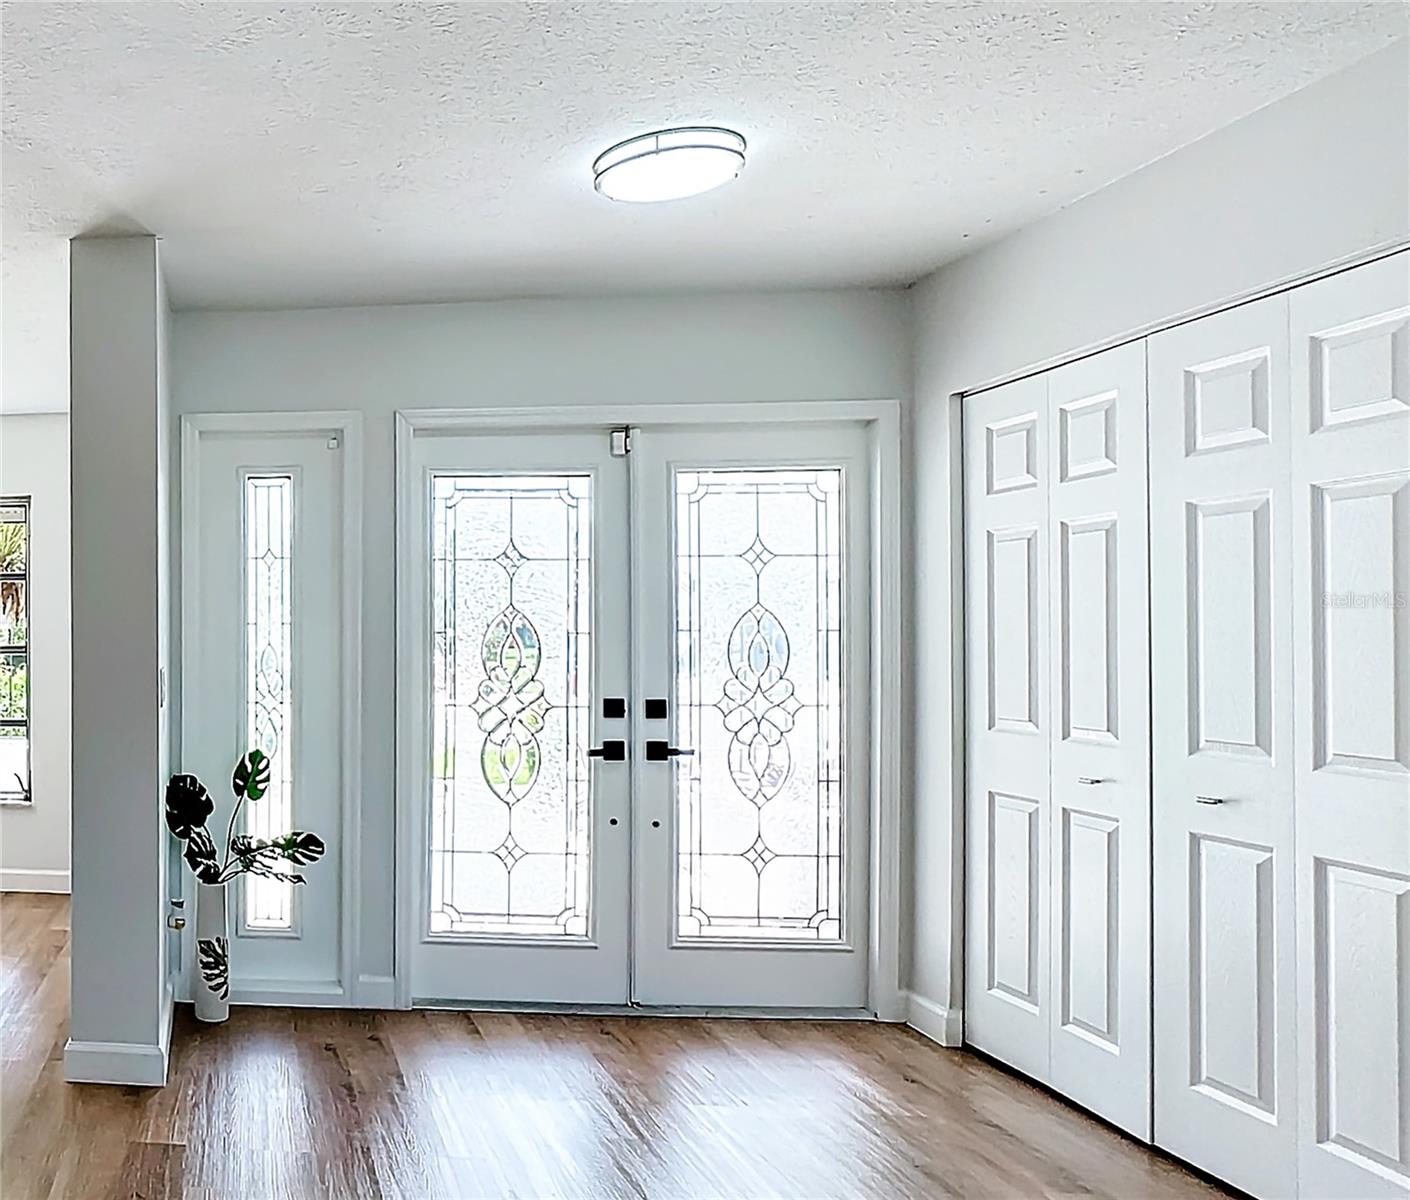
[194,881,230,1023]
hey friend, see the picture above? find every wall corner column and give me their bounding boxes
[64,235,173,1086]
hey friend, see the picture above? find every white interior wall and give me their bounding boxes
[65,236,173,1086]
[908,42,1410,1031]
[171,288,913,994]
[0,413,71,892]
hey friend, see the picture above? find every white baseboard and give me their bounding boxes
[905,990,964,1047]
[355,974,397,1008]
[177,969,377,1010]
[64,1038,169,1087]
[0,867,71,893]
[229,979,348,1008]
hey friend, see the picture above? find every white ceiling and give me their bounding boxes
[2,2,1405,412]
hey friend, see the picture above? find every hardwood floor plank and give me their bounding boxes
[0,895,1232,1199]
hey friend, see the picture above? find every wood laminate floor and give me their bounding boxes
[1,893,1228,1199]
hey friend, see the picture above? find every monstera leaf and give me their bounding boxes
[225,831,324,883]
[164,774,213,840]
[240,859,306,886]
[271,831,325,866]
[197,936,229,1000]
[182,826,222,884]
[167,750,327,891]
[231,749,271,801]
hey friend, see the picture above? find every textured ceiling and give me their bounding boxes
[2,2,1406,411]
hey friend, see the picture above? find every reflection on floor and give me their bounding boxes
[0,893,1228,1199]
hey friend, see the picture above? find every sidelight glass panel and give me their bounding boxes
[0,498,29,804]
[243,476,295,931]
[428,474,592,938]
[675,468,845,942]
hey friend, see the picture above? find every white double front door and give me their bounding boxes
[399,421,872,1009]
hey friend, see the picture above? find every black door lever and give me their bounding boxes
[587,740,627,762]
[645,740,695,762]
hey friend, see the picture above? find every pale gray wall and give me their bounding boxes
[172,288,914,990]
[67,237,171,1073]
[908,43,1410,1018]
[0,413,71,890]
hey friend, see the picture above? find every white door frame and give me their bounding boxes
[394,400,906,1019]
[178,411,365,1006]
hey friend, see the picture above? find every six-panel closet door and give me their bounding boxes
[964,371,1051,1084]
[964,341,1152,1140]
[1149,294,1299,1199]
[1149,250,1409,1199]
[1289,255,1409,1200]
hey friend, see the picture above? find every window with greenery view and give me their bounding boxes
[1,499,30,803]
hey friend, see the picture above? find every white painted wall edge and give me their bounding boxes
[905,990,964,1048]
[0,868,71,893]
[64,980,173,1087]
[63,1039,168,1087]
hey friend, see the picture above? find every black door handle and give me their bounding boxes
[587,740,626,762]
[645,740,695,762]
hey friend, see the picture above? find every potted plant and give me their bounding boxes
[165,748,326,1022]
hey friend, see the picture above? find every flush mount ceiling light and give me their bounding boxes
[593,127,746,203]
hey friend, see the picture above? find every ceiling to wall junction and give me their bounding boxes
[2,2,1404,412]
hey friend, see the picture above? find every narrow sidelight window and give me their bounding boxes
[243,475,295,931]
[0,498,31,804]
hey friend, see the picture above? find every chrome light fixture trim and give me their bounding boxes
[592,126,747,203]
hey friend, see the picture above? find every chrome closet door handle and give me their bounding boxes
[1195,795,1225,805]
[1077,777,1106,786]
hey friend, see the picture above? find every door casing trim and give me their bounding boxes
[394,400,906,1020]
[179,410,365,1006]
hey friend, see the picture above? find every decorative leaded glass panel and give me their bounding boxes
[243,476,295,931]
[0,499,30,804]
[675,469,845,941]
[429,474,592,938]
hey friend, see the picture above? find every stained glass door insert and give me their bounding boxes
[630,423,870,1008]
[428,474,593,939]
[675,469,845,941]
[405,422,866,1008]
[243,475,296,932]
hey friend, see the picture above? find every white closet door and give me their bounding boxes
[1291,252,1410,1200]
[1045,343,1151,1139]
[1149,294,1298,1199]
[964,374,1051,1082]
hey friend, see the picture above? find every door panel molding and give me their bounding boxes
[179,410,364,1007]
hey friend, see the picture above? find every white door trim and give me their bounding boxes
[179,410,365,1007]
[393,400,905,1019]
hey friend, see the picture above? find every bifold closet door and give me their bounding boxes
[964,372,1052,1084]
[1149,294,1298,1200]
[964,344,1151,1139]
[1290,254,1410,1200]
[1045,344,1151,1139]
